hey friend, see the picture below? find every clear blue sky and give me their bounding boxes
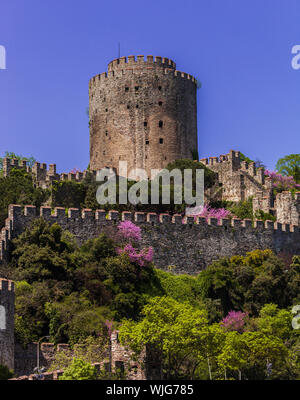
[0,0,300,172]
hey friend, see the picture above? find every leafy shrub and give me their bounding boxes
[0,364,14,380]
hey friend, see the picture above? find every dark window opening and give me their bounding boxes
[158,86,162,91]
[127,105,130,109]
[159,120,163,128]
[146,140,149,145]
[159,138,164,144]
[105,131,108,136]
[125,87,129,92]
[144,121,147,127]
[105,108,108,112]
[158,101,162,106]
[135,86,139,91]
[136,104,139,108]
[115,361,124,374]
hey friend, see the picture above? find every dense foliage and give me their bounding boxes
[276,154,300,183]
[1,152,300,380]
[1,215,298,379]
[0,169,50,229]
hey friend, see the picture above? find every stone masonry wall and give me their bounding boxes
[1,205,300,274]
[200,150,271,203]
[274,191,300,226]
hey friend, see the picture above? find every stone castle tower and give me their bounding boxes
[0,279,14,371]
[89,55,198,177]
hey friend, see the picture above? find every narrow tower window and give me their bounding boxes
[135,86,139,91]
[125,87,129,92]
[159,138,164,144]
[144,121,147,127]
[145,140,149,145]
[158,86,162,91]
[159,120,163,128]
[158,101,163,106]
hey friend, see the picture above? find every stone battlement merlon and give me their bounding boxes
[0,278,14,292]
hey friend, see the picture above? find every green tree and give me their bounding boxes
[256,304,293,341]
[217,331,288,380]
[10,218,77,282]
[119,296,210,379]
[59,358,97,380]
[0,169,49,228]
[276,154,300,183]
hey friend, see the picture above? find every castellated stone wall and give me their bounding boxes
[2,157,96,189]
[201,150,271,202]
[0,278,14,370]
[89,55,198,178]
[1,205,300,275]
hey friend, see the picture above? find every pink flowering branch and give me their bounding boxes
[117,221,142,243]
[221,311,248,333]
[117,244,153,267]
[264,169,300,191]
[185,204,231,224]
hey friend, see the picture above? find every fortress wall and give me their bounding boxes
[1,205,300,274]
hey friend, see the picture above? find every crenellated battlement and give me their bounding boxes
[2,157,95,187]
[107,55,176,72]
[89,58,197,87]
[2,204,296,232]
[1,203,300,274]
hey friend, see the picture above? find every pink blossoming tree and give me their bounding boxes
[221,310,248,333]
[116,221,153,267]
[264,169,300,191]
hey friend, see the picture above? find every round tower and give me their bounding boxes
[0,278,14,371]
[89,55,198,177]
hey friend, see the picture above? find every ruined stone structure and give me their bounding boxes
[1,204,300,275]
[0,278,14,370]
[89,55,198,177]
[13,331,151,380]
